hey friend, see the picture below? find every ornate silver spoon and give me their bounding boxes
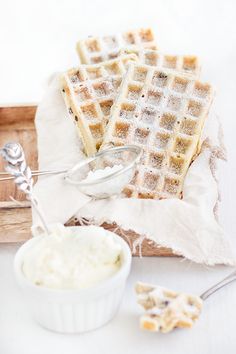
[0,142,50,235]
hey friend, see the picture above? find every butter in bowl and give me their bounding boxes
[14,225,131,333]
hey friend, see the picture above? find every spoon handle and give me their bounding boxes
[200,270,236,301]
[30,196,50,236]
[0,169,67,181]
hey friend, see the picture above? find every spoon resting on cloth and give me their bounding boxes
[136,269,236,333]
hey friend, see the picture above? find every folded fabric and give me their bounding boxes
[33,74,236,266]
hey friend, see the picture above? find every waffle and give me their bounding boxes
[135,282,203,333]
[101,62,213,199]
[77,28,157,64]
[120,48,200,77]
[61,54,138,156]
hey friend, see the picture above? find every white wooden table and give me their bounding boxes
[1,0,236,353]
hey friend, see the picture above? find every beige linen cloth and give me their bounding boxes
[33,74,236,265]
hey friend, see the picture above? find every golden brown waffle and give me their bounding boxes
[101,62,213,199]
[77,28,157,64]
[135,282,203,333]
[61,54,138,156]
[120,48,200,77]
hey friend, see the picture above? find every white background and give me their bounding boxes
[1,0,236,353]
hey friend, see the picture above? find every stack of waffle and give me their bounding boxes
[61,28,214,200]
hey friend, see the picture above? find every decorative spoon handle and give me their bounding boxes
[0,142,50,235]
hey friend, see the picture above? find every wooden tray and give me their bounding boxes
[0,105,175,256]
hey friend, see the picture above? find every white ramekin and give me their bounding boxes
[14,226,131,334]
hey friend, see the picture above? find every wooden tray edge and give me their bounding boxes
[0,202,176,256]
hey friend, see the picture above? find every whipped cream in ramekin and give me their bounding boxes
[22,225,122,290]
[15,225,131,333]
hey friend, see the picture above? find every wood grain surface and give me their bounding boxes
[0,105,175,256]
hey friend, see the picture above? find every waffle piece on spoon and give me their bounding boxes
[120,48,200,77]
[135,282,203,333]
[101,62,213,199]
[61,54,138,156]
[77,28,157,64]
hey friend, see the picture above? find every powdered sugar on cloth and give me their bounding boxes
[33,74,236,266]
